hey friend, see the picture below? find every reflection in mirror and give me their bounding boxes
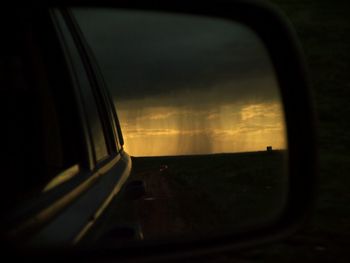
[73,9,288,241]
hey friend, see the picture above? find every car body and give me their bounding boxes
[1,7,134,247]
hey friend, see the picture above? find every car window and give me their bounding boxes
[52,10,111,164]
[1,11,84,209]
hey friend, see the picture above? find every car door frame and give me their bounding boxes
[6,7,132,247]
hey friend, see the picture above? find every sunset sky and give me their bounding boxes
[74,9,287,156]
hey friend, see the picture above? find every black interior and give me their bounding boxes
[0,9,83,212]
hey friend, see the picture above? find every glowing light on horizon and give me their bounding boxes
[118,101,286,157]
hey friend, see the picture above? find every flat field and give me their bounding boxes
[130,151,287,239]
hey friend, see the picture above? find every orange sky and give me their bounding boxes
[117,98,287,157]
[73,9,288,157]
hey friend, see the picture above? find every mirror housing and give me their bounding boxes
[4,1,317,261]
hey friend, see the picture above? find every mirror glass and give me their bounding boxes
[73,9,288,241]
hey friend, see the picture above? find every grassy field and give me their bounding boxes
[131,151,287,239]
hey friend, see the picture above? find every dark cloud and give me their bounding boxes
[73,8,280,105]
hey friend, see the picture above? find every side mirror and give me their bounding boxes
[4,1,317,261]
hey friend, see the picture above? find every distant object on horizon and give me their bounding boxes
[266,146,273,152]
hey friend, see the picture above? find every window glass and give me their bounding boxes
[1,12,83,208]
[54,10,109,163]
[85,90,110,162]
